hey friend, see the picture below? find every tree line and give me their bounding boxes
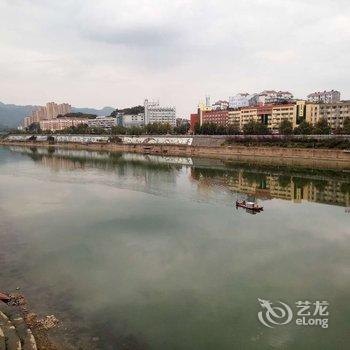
[194,117,350,135]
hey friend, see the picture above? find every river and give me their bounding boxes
[0,146,349,349]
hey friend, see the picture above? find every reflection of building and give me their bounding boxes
[191,168,350,207]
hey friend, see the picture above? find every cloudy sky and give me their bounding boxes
[1,0,350,116]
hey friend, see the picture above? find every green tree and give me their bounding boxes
[343,117,350,134]
[174,123,190,135]
[111,125,126,135]
[293,121,313,135]
[243,121,256,135]
[226,124,240,135]
[255,123,270,135]
[216,125,226,135]
[128,126,143,135]
[313,118,331,135]
[279,120,293,135]
[194,122,201,135]
[243,121,269,135]
[27,122,41,133]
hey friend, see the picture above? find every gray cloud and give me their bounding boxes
[1,0,350,117]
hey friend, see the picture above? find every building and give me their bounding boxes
[202,110,229,126]
[307,90,340,104]
[228,103,297,132]
[239,107,259,128]
[21,102,72,128]
[121,114,145,128]
[306,101,350,130]
[228,110,241,129]
[190,113,199,133]
[87,117,116,129]
[212,100,229,110]
[270,104,297,131]
[39,118,87,131]
[144,99,176,126]
[229,93,257,109]
[256,90,293,105]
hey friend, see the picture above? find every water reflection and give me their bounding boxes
[1,146,350,350]
[7,145,350,208]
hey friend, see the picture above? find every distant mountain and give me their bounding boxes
[72,106,115,117]
[0,102,115,128]
[0,102,39,128]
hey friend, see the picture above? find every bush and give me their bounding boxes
[279,120,293,135]
[293,121,313,135]
[313,118,331,135]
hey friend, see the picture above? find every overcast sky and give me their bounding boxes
[1,0,350,117]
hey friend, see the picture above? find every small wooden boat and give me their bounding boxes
[236,200,263,211]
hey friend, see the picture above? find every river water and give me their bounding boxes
[0,146,349,349]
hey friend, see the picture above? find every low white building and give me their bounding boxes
[257,90,293,105]
[212,100,229,110]
[87,117,116,129]
[229,93,257,109]
[121,114,145,128]
[144,99,176,126]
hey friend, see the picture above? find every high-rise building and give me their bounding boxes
[20,102,72,129]
[144,99,176,126]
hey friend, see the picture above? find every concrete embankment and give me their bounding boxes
[1,134,350,170]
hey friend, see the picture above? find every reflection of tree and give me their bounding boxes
[242,171,267,186]
[292,177,311,188]
[312,179,329,192]
[278,175,291,188]
[192,167,239,180]
[340,182,350,194]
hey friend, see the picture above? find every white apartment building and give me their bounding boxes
[144,99,176,126]
[257,90,293,105]
[307,90,340,104]
[212,100,229,110]
[229,93,257,109]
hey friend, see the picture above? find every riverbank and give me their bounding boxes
[1,139,350,170]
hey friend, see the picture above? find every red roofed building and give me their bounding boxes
[190,113,199,133]
[202,110,229,126]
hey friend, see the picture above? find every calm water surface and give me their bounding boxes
[0,146,349,349]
